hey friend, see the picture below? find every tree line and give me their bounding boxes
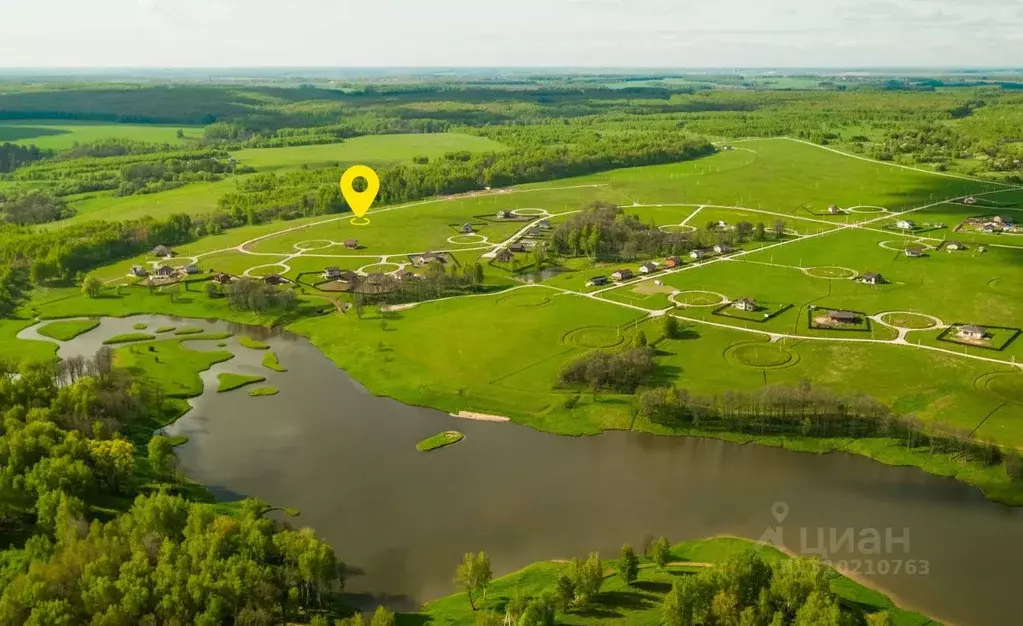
[0,142,51,173]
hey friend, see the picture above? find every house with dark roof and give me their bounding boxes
[827,204,842,214]
[664,256,682,268]
[494,249,514,263]
[538,220,551,230]
[264,274,286,286]
[689,249,707,260]
[958,325,987,340]
[154,265,176,278]
[339,270,359,283]
[586,276,608,286]
[856,272,883,285]
[343,239,359,249]
[904,247,924,258]
[497,210,513,219]
[183,263,201,275]
[152,245,172,258]
[639,262,657,274]
[322,266,342,280]
[525,227,542,238]
[713,244,734,254]
[732,297,757,312]
[828,310,860,324]
[130,265,148,278]
[213,273,233,285]
[611,269,634,281]
[946,241,966,251]
[461,223,474,234]
[509,243,526,253]
[413,252,446,266]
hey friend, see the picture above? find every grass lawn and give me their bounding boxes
[216,372,267,393]
[262,351,286,372]
[415,431,464,452]
[132,323,148,330]
[881,312,937,329]
[0,318,58,364]
[239,335,270,350]
[36,319,100,341]
[0,119,201,150]
[408,536,931,626]
[231,133,507,172]
[102,332,156,345]
[248,386,279,397]
[114,338,234,398]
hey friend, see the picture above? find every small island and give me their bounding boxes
[416,431,464,452]
[216,372,267,393]
[248,386,279,397]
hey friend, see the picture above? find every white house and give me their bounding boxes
[713,244,734,254]
[733,297,757,312]
[689,249,706,260]
[639,262,657,274]
[958,325,987,340]
[896,220,916,230]
[946,241,965,251]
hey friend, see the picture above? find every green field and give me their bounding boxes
[230,133,507,172]
[0,119,202,150]
[114,338,234,398]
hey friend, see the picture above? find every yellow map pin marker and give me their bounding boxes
[340,165,380,226]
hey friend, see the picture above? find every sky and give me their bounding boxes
[2,0,1022,68]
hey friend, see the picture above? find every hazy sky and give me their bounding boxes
[2,0,1022,67]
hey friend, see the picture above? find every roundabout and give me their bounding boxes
[244,262,291,277]
[659,224,698,234]
[846,205,889,214]
[495,291,553,308]
[725,342,799,369]
[511,208,550,217]
[294,240,337,252]
[357,262,403,276]
[562,326,626,349]
[802,266,857,280]
[446,233,490,245]
[876,311,944,331]
[976,372,1023,405]
[670,290,729,307]
[878,239,935,252]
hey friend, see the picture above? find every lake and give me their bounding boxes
[23,314,1023,625]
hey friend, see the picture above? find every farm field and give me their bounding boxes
[0,119,202,149]
[230,132,507,172]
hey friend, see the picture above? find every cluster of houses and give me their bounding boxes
[130,263,202,279]
[493,219,552,261]
[960,215,1019,234]
[410,252,447,267]
[586,255,686,286]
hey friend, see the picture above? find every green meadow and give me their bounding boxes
[230,132,507,172]
[0,119,202,150]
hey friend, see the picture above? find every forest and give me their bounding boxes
[0,352,346,625]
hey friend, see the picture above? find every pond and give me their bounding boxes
[21,314,1023,625]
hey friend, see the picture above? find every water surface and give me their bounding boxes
[25,315,1023,626]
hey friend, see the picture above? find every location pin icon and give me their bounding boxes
[771,501,790,524]
[340,165,380,223]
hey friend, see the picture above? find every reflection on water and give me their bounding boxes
[23,314,1023,625]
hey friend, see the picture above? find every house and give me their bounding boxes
[525,227,542,238]
[664,256,682,268]
[958,324,987,340]
[856,272,883,285]
[497,210,513,219]
[154,265,176,278]
[895,219,916,230]
[982,225,996,233]
[538,220,551,230]
[586,276,608,287]
[263,274,286,286]
[338,270,359,283]
[461,223,474,234]
[689,249,706,260]
[827,204,842,215]
[130,265,148,277]
[713,244,734,254]
[413,252,446,266]
[494,249,514,263]
[715,220,729,230]
[992,215,1010,224]
[322,266,342,280]
[213,273,233,285]
[639,262,657,274]
[904,247,924,258]
[509,243,526,253]
[946,241,965,251]
[732,297,757,312]
[152,245,172,258]
[183,263,201,275]
[343,239,359,250]
[611,269,634,281]
[396,271,418,281]
[828,310,860,324]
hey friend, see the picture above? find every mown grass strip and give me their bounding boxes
[103,332,156,345]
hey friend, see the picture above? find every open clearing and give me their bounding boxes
[0,119,202,150]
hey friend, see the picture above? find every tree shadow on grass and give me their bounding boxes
[595,589,659,612]
[633,580,673,594]
[649,364,683,387]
